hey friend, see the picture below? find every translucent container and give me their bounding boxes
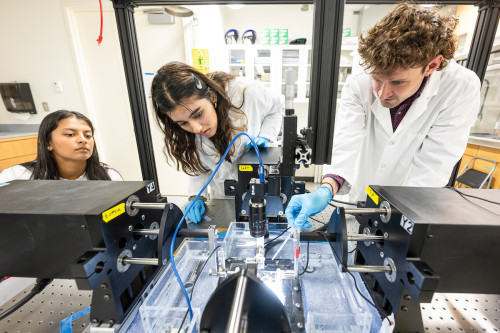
[222,222,294,263]
[139,240,218,333]
[140,307,199,333]
[301,242,372,333]
[139,224,372,333]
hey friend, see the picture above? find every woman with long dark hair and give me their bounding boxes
[0,110,121,181]
[152,62,283,223]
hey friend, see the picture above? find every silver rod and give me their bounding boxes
[343,208,387,214]
[121,257,159,265]
[227,272,248,333]
[347,265,392,273]
[130,202,167,210]
[133,228,213,237]
[347,235,384,241]
[132,229,160,235]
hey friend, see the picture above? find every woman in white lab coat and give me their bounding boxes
[151,62,283,223]
[0,110,122,182]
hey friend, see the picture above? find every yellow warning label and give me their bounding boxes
[102,203,125,223]
[192,49,210,73]
[239,165,253,172]
[365,186,380,205]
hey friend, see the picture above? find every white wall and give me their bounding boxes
[135,7,192,194]
[64,3,142,181]
[358,4,394,34]
[0,0,86,124]
[343,5,363,37]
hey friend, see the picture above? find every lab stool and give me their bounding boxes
[455,156,497,189]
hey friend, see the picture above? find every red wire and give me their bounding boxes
[96,0,103,45]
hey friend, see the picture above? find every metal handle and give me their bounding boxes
[121,257,159,266]
[347,234,384,241]
[131,202,167,210]
[347,265,393,273]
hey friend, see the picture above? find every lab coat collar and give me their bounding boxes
[370,70,441,137]
[395,71,441,134]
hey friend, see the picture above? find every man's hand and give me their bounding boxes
[285,186,332,229]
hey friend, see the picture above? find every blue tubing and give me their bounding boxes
[169,132,265,319]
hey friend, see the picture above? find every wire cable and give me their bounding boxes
[331,198,358,206]
[447,187,500,217]
[264,227,291,249]
[0,278,52,321]
[308,216,326,225]
[315,231,393,326]
[170,132,265,319]
[447,186,500,205]
[178,245,221,332]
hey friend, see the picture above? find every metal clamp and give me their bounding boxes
[380,201,392,223]
[117,249,132,273]
[384,257,397,282]
[125,195,139,216]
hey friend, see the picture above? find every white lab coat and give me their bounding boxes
[188,77,284,199]
[324,61,480,202]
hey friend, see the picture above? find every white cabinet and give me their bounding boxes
[224,38,359,103]
[225,45,312,103]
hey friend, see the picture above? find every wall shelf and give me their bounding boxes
[224,41,358,102]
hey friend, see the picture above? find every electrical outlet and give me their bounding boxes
[42,102,50,112]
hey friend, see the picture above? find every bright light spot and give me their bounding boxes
[263,278,286,304]
[226,4,245,10]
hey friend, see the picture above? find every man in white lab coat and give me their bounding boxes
[286,3,480,228]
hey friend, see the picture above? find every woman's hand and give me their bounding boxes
[245,136,270,149]
[183,199,206,223]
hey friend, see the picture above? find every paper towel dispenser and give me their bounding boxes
[0,83,37,114]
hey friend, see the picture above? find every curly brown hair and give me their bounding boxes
[358,3,459,76]
[151,62,247,176]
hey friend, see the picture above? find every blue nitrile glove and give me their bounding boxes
[245,136,270,148]
[183,199,205,224]
[285,187,332,229]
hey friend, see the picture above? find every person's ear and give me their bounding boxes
[209,90,217,104]
[424,55,443,76]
